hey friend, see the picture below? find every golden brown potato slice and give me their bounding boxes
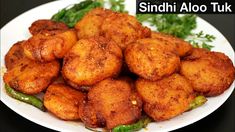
[101,11,151,50]
[79,78,142,129]
[5,41,25,70]
[75,8,151,50]
[29,19,68,35]
[136,74,195,121]
[3,58,60,94]
[44,83,85,120]
[151,32,193,57]
[180,48,235,96]
[75,8,112,39]
[23,29,77,62]
[135,38,178,54]
[62,37,122,90]
[125,38,180,81]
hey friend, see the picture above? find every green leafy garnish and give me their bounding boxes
[136,14,215,50]
[108,0,127,13]
[51,0,102,27]
[136,14,197,39]
[187,31,215,50]
[51,0,127,27]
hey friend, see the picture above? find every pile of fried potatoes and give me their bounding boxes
[3,8,235,129]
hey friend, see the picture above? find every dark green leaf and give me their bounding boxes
[51,0,103,27]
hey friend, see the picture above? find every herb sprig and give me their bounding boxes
[108,0,127,13]
[136,14,197,39]
[51,0,102,27]
[136,14,216,50]
[187,31,215,50]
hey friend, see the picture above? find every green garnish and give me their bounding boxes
[51,0,127,27]
[51,0,102,27]
[187,31,215,50]
[136,14,197,39]
[188,95,207,111]
[5,84,45,111]
[136,14,215,50]
[112,116,151,132]
[108,0,127,13]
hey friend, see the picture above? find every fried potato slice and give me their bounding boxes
[5,41,25,70]
[29,19,68,35]
[79,78,142,129]
[4,41,60,94]
[180,48,235,96]
[136,38,178,54]
[75,8,151,50]
[125,38,180,81]
[101,11,151,50]
[62,37,122,89]
[75,8,112,39]
[136,74,195,121]
[3,58,60,94]
[151,32,193,57]
[44,83,85,120]
[23,29,77,62]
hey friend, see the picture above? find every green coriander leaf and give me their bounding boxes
[202,43,214,50]
[136,14,197,39]
[108,0,127,13]
[187,31,215,50]
[51,0,103,27]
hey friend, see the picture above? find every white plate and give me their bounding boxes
[1,0,234,132]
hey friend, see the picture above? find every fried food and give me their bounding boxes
[75,8,112,39]
[5,41,25,70]
[3,58,60,94]
[23,29,77,62]
[101,11,151,50]
[135,38,178,54]
[62,37,122,89]
[151,32,193,57]
[180,48,235,96]
[136,74,195,121]
[3,6,235,130]
[29,19,68,35]
[4,41,60,94]
[79,78,142,129]
[125,38,180,81]
[44,83,85,120]
[75,8,151,50]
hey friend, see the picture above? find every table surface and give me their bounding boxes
[0,0,235,132]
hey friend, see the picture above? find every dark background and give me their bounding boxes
[0,0,234,132]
